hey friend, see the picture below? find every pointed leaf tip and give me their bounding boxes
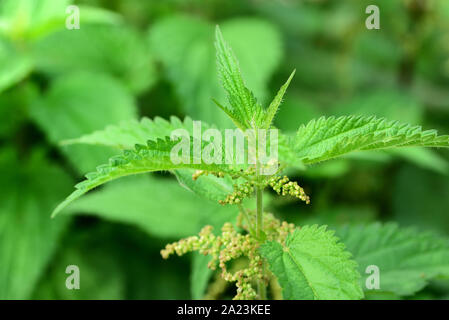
[214,22,265,130]
[262,69,296,129]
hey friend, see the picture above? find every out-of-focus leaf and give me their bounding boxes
[191,252,213,300]
[257,1,358,40]
[255,1,327,38]
[61,175,238,239]
[274,94,321,133]
[412,79,449,111]
[33,229,125,300]
[262,70,296,129]
[393,165,449,234]
[0,0,122,40]
[287,43,340,91]
[331,89,423,125]
[389,147,448,175]
[364,292,400,300]
[0,149,73,299]
[0,83,37,137]
[61,116,213,149]
[294,206,377,227]
[0,38,32,93]
[120,230,191,300]
[189,192,244,300]
[59,173,237,299]
[342,150,392,163]
[337,223,449,296]
[0,0,70,39]
[33,25,156,93]
[351,32,402,71]
[301,159,350,179]
[346,1,407,88]
[29,72,137,173]
[35,222,191,300]
[76,5,123,26]
[148,15,282,127]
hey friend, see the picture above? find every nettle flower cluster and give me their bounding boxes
[163,148,311,299]
[161,193,298,299]
[217,175,310,206]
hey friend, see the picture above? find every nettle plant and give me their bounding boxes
[53,27,449,300]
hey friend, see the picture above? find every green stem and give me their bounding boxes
[256,184,266,300]
[255,130,266,300]
[256,187,263,238]
[237,204,254,234]
[257,278,266,300]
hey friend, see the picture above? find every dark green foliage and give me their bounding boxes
[1,0,449,300]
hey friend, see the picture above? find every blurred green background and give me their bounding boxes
[0,0,449,300]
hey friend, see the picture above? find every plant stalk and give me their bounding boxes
[255,130,267,300]
[237,203,254,234]
[256,186,263,238]
[255,184,266,300]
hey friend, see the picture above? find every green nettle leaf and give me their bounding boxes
[51,137,243,217]
[61,116,213,149]
[29,72,138,173]
[60,116,237,202]
[260,225,363,300]
[174,169,238,203]
[330,89,448,174]
[287,115,449,165]
[61,175,237,239]
[59,115,294,202]
[148,15,282,127]
[0,150,73,299]
[214,26,265,130]
[214,27,294,130]
[337,223,449,297]
[33,25,156,93]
